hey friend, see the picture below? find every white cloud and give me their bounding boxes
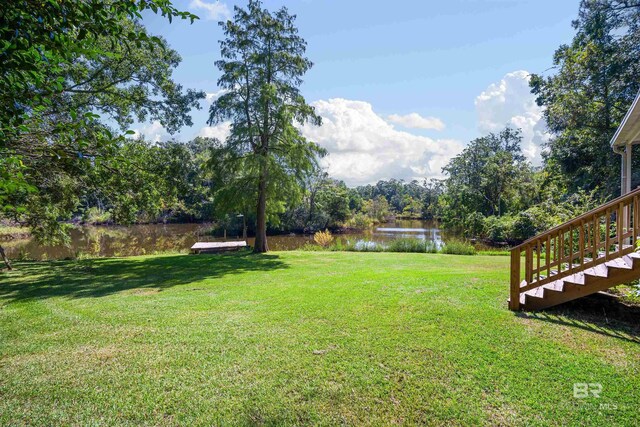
[205,89,227,104]
[299,99,463,186]
[475,70,549,164]
[130,121,168,143]
[189,0,230,21]
[387,113,445,131]
[197,122,231,140]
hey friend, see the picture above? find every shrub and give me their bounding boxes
[329,238,346,251]
[345,213,374,229]
[465,212,486,238]
[484,215,513,243]
[510,211,538,242]
[16,248,32,262]
[300,242,324,251]
[313,229,334,247]
[441,239,476,255]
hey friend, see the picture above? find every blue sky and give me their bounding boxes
[136,0,579,185]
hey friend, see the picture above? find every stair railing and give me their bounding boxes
[509,187,640,311]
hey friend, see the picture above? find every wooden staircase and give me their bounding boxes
[509,187,640,311]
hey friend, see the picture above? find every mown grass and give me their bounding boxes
[1,251,639,426]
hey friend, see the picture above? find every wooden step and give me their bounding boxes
[584,264,609,279]
[605,258,632,270]
[562,272,585,285]
[542,281,563,292]
[519,251,640,311]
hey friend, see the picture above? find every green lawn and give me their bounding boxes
[1,252,639,426]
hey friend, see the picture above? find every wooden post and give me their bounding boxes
[509,249,521,311]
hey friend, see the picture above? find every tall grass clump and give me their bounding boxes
[329,238,347,251]
[82,207,112,224]
[441,239,476,255]
[313,230,334,247]
[300,242,324,251]
[349,240,383,252]
[386,238,438,253]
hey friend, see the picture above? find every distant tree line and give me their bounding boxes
[60,135,446,235]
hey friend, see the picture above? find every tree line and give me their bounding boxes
[438,0,640,244]
[2,0,640,266]
[39,135,443,234]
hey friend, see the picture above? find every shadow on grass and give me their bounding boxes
[0,252,288,304]
[518,293,640,343]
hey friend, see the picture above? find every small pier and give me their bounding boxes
[190,241,247,254]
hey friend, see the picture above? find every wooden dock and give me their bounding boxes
[190,241,247,254]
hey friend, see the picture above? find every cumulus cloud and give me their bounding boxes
[299,99,463,186]
[387,113,445,131]
[475,70,549,164]
[189,0,230,21]
[197,122,231,140]
[130,121,168,143]
[205,89,227,104]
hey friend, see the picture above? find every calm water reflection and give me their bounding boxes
[3,219,450,260]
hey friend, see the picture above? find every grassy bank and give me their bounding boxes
[0,225,29,239]
[1,252,639,425]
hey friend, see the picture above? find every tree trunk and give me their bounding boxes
[254,162,269,253]
[0,244,12,270]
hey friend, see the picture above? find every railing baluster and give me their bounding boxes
[618,202,623,254]
[546,234,551,278]
[559,228,564,272]
[584,220,590,258]
[588,218,593,256]
[595,214,600,258]
[631,196,638,246]
[536,240,541,282]
[579,221,584,266]
[605,208,611,260]
[568,226,573,270]
[628,200,633,244]
[525,244,532,284]
[591,219,596,257]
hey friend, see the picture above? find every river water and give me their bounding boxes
[2,219,451,260]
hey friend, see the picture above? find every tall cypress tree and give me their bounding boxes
[208,0,323,253]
